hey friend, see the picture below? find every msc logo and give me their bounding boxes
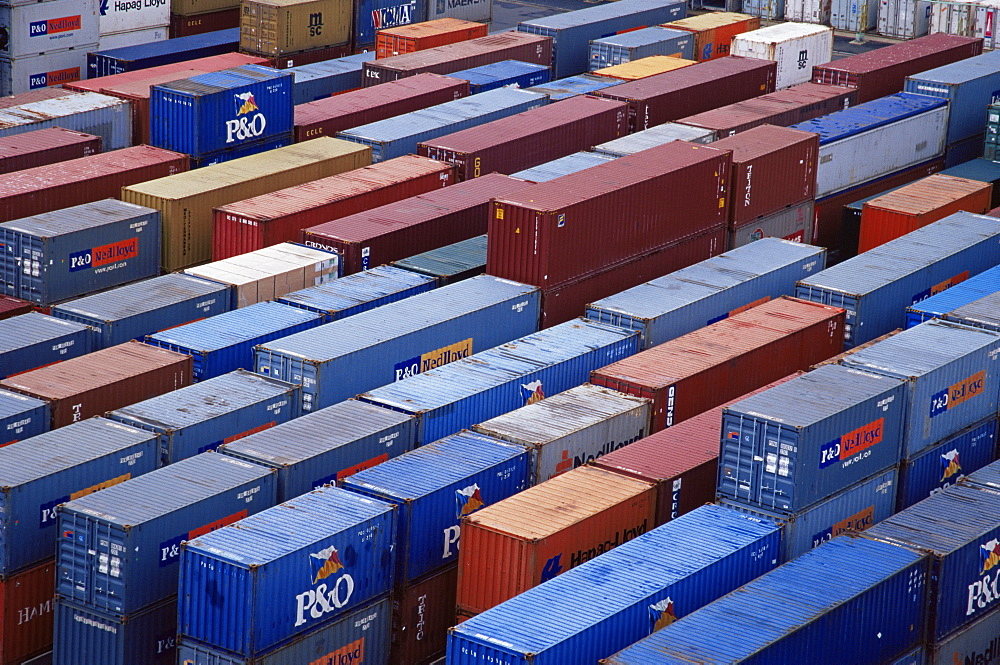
[226,92,266,144]
[521,380,544,405]
[930,371,987,419]
[295,545,356,627]
[650,597,677,631]
[941,449,962,482]
[69,238,138,272]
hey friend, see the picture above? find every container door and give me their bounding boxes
[719,413,767,505]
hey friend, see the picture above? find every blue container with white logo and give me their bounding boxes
[177,486,395,659]
[340,430,530,584]
[188,132,294,169]
[53,596,177,665]
[255,276,541,413]
[276,265,436,322]
[906,265,1000,328]
[905,50,1000,146]
[795,212,1000,348]
[0,312,95,379]
[0,417,159,576]
[150,65,293,158]
[602,535,928,665]
[525,73,622,101]
[86,28,241,78]
[107,370,301,465]
[446,504,780,665]
[511,150,616,182]
[719,364,907,513]
[354,0,426,51]
[587,238,826,350]
[289,52,375,104]
[0,388,48,447]
[588,26,696,70]
[946,291,1000,333]
[450,60,552,94]
[358,318,639,446]
[220,399,416,502]
[56,452,277,617]
[146,301,324,382]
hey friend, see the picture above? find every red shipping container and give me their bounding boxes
[593,56,776,132]
[63,53,269,94]
[0,127,101,176]
[169,9,240,38]
[391,564,458,665]
[302,173,534,275]
[0,146,189,224]
[376,19,489,59]
[711,124,819,227]
[457,466,656,617]
[212,155,457,259]
[0,88,79,110]
[538,225,727,328]
[593,373,803,525]
[678,82,857,137]
[361,33,553,86]
[811,33,983,103]
[0,296,33,321]
[294,73,470,142]
[266,44,353,69]
[418,96,629,181]
[0,340,192,429]
[488,141,731,291]
[590,296,845,432]
[99,69,216,146]
[0,558,54,665]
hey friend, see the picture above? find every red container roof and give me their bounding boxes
[679,83,853,130]
[813,32,980,75]
[596,56,774,102]
[65,53,268,93]
[295,73,467,125]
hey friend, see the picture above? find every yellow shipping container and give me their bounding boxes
[122,137,371,271]
[240,0,352,56]
[664,13,760,62]
[172,0,239,16]
[590,56,696,82]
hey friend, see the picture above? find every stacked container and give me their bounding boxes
[95,0,170,52]
[0,127,100,175]
[730,23,833,90]
[905,264,1000,328]
[0,388,48,446]
[0,90,125,149]
[525,73,621,101]
[276,265,437,322]
[375,19,488,59]
[0,312,95,380]
[593,122,716,155]
[169,1,240,40]
[287,52,373,104]
[86,28,241,78]
[449,60,551,94]
[588,27,696,69]
[512,150,617,182]
[239,0,351,59]
[390,234,488,285]
[945,291,1000,332]
[663,12,760,62]
[589,55,695,82]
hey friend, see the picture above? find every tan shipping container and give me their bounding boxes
[121,137,371,270]
[173,0,241,16]
[590,55,696,82]
[240,0,352,56]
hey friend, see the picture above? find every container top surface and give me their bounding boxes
[0,88,80,111]
[0,198,157,236]
[908,264,1000,315]
[72,54,270,93]
[518,0,683,29]
[907,48,1000,85]
[940,158,1000,182]
[147,302,322,351]
[591,26,692,47]
[512,151,617,182]
[866,174,991,215]
[0,312,91,354]
[789,92,947,144]
[289,52,375,81]
[294,73,468,120]
[278,265,436,312]
[596,56,774,100]
[665,11,755,29]
[0,126,99,155]
[592,56,695,80]
[392,234,488,274]
[709,124,817,162]
[678,82,856,128]
[370,33,551,71]
[100,68,222,99]
[949,291,1000,327]
[92,28,240,58]
[0,92,129,130]
[377,17,485,37]
[451,59,550,80]
[526,74,621,98]
[814,33,981,75]
[733,22,832,41]
[155,65,292,97]
[52,274,229,322]
[594,122,714,154]
[0,387,47,419]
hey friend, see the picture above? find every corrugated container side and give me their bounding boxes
[663,13,761,62]
[926,604,1000,664]
[0,559,55,665]
[392,565,456,665]
[52,597,176,665]
[905,264,1000,328]
[452,60,551,94]
[729,24,834,90]
[86,28,241,78]
[729,200,815,247]
[0,312,96,380]
[0,389,48,447]
[588,27,697,69]
[945,291,1000,333]
[0,127,101,175]
[376,19,490,59]
[0,295,33,321]
[288,53,375,105]
[277,265,437,321]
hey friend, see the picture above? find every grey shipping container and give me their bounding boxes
[0,91,132,150]
[945,291,1000,332]
[0,388,48,447]
[290,53,376,105]
[511,151,617,183]
[589,27,696,70]
[391,234,488,285]
[0,311,95,379]
[592,122,717,157]
[276,265,437,322]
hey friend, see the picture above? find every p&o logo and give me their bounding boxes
[650,597,678,631]
[295,545,355,627]
[226,91,266,144]
[940,449,962,482]
[521,380,544,405]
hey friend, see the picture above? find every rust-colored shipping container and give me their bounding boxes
[391,564,458,665]
[294,73,470,142]
[0,146,189,224]
[0,559,55,665]
[488,141,731,291]
[265,44,353,69]
[0,296,33,321]
[418,96,628,181]
[64,53,269,94]
[711,124,819,227]
[0,88,80,110]
[677,82,857,137]
[594,55,776,132]
[664,13,760,62]
[857,174,993,253]
[240,0,352,57]
[0,341,192,429]
[811,33,983,103]
[590,56,696,82]
[590,296,845,432]
[361,32,552,87]
[212,155,456,259]
[301,173,534,275]
[376,19,489,59]
[100,69,217,146]
[593,373,802,524]
[0,128,101,176]
[170,9,240,38]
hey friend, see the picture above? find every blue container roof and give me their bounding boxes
[147,301,322,352]
[526,74,621,100]
[518,0,682,29]
[289,52,375,80]
[278,265,435,314]
[0,311,91,355]
[908,265,1000,318]
[948,291,1000,329]
[89,28,240,59]
[789,92,947,144]
[0,198,155,235]
[156,66,291,96]
[452,60,550,84]
[0,388,46,419]
[52,273,228,322]
[591,25,691,47]
[512,151,617,182]
[907,49,1000,86]
[392,234,487,276]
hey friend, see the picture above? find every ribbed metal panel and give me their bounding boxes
[904,50,1000,145]
[391,234,487,284]
[593,122,716,157]
[945,291,1000,333]
[289,53,375,104]
[86,28,241,78]
[450,60,551,94]
[905,264,1000,328]
[277,265,436,321]
[589,27,696,69]
[0,387,47,447]
[525,74,621,101]
[0,91,132,150]
[510,151,617,183]
[53,596,177,665]
[0,312,95,379]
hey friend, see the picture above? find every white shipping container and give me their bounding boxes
[731,23,833,90]
[832,0,878,29]
[974,0,1000,48]
[783,0,831,23]
[96,26,168,51]
[878,0,932,39]
[424,0,493,25]
[0,48,92,96]
[727,200,815,249]
[929,0,979,35]
[98,0,170,36]
[0,91,132,149]
[742,0,786,21]
[0,0,100,59]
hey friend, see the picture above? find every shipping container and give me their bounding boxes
[391,233,487,285]
[52,596,176,665]
[511,150,617,182]
[924,601,1000,664]
[172,0,240,16]
[376,19,489,59]
[0,340,192,429]
[0,559,54,665]
[781,0,830,24]
[945,291,1000,332]
[449,60,550,94]
[906,264,1000,328]
[0,88,80,110]
[354,0,426,51]
[730,24,832,90]
[170,9,239,39]
[240,0,351,56]
[0,295,32,321]
[86,28,240,78]
[0,388,48,447]
[831,0,878,30]
[730,199,815,247]
[95,26,169,52]
[592,122,715,158]
[66,52,266,95]
[97,0,169,36]
[878,0,932,38]
[590,55,696,82]
[0,312,95,380]
[663,12,760,62]
[0,127,100,176]
[0,1,100,60]
[524,73,621,101]
[392,564,456,665]
[588,27,696,70]
[905,50,1000,147]
[0,91,130,149]
[277,265,436,322]
[447,504,780,665]
[425,0,493,25]
[288,52,374,104]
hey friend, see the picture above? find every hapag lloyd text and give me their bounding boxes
[295,574,355,627]
[226,113,266,144]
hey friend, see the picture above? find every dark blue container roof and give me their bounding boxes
[790,92,947,144]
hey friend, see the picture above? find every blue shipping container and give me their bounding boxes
[220,398,417,502]
[107,369,301,465]
[146,301,324,382]
[525,73,622,101]
[86,28,242,78]
[53,597,177,665]
[354,0,426,50]
[906,265,1000,328]
[189,132,295,169]
[795,212,1000,348]
[926,605,1000,665]
[178,487,396,657]
[56,452,277,617]
[0,388,48,447]
[335,87,547,162]
[516,0,686,79]
[586,237,827,349]
[358,318,639,446]
[0,312,95,379]
[450,60,552,94]
[50,273,232,350]
[255,275,541,412]
[446,504,780,665]
[602,536,928,665]
[340,430,530,584]
[588,26,696,70]
[891,647,926,665]
[276,265,436,322]
[511,150,617,182]
[391,234,488,285]
[718,364,907,513]
[0,417,159,576]
[0,199,161,308]
[290,52,375,104]
[940,158,1000,208]
[946,291,1000,332]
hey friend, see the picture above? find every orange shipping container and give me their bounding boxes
[858,174,993,252]
[456,466,656,617]
[376,18,489,59]
[590,55,696,81]
[664,12,760,62]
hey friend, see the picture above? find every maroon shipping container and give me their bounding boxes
[711,125,819,227]
[677,82,857,137]
[0,145,189,224]
[0,128,101,176]
[488,141,731,291]
[302,173,535,275]
[361,33,553,87]
[811,33,983,103]
[64,53,270,94]
[417,96,629,181]
[391,564,458,665]
[538,225,726,328]
[590,296,845,432]
[593,56,776,132]
[0,558,54,665]
[212,155,457,259]
[0,340,192,429]
[0,296,33,321]
[294,73,470,142]
[266,44,353,69]
[0,88,80,110]
[169,9,240,38]
[592,373,803,525]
